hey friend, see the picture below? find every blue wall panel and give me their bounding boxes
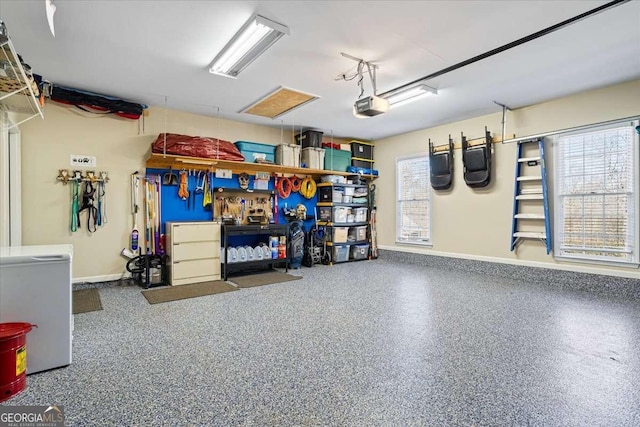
[145,168,319,235]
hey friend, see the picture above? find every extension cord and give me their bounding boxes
[120,248,135,259]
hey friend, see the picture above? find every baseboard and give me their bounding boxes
[72,272,129,284]
[379,245,638,279]
[378,247,639,300]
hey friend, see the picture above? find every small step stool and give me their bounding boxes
[510,138,551,254]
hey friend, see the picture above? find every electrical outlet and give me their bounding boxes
[120,248,135,259]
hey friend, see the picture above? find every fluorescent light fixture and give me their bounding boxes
[209,14,289,78]
[384,84,438,109]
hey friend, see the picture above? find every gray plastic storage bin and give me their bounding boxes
[350,244,369,260]
[348,226,367,242]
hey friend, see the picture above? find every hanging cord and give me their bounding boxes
[277,176,292,199]
[356,61,364,98]
[290,176,301,192]
[355,60,378,98]
[300,177,317,199]
[280,119,284,144]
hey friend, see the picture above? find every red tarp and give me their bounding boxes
[151,133,245,161]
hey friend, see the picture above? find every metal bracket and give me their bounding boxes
[493,101,511,144]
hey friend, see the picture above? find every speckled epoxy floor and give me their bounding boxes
[3,260,640,426]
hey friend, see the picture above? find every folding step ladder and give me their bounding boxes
[510,138,551,254]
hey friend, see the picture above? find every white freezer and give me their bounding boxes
[0,244,73,373]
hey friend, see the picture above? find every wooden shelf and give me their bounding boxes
[317,202,369,207]
[316,182,369,188]
[316,221,368,227]
[146,152,361,178]
[326,240,369,247]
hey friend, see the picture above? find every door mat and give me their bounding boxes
[73,288,103,314]
[142,280,238,304]
[229,271,302,288]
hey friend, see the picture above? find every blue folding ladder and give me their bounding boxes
[510,138,551,254]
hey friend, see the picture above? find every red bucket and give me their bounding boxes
[0,322,36,402]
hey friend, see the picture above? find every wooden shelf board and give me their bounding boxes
[316,182,370,188]
[316,202,369,207]
[146,152,374,178]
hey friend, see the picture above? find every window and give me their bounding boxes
[553,120,639,266]
[396,154,431,245]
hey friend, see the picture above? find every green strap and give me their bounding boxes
[70,181,79,232]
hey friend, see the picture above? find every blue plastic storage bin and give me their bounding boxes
[347,166,379,176]
[234,141,276,163]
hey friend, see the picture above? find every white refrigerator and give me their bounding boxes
[0,244,73,373]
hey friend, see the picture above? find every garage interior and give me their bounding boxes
[0,1,639,425]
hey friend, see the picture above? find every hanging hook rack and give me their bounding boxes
[57,169,109,185]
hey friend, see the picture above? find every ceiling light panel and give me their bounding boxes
[384,84,438,109]
[209,14,289,78]
[240,87,320,119]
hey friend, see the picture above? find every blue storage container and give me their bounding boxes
[347,166,379,176]
[234,141,277,163]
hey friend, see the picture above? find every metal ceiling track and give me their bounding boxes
[501,115,640,144]
[378,0,631,98]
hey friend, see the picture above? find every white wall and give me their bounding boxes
[19,104,288,281]
[375,80,640,278]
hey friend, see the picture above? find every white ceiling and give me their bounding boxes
[2,1,639,140]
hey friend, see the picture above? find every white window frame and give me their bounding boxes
[552,119,639,267]
[396,153,432,246]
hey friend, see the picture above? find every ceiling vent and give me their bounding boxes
[240,86,319,119]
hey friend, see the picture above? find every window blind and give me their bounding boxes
[396,155,431,244]
[554,123,637,264]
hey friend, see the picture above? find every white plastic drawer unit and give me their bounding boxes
[172,222,220,243]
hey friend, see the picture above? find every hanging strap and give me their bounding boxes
[79,181,98,233]
[70,180,79,232]
[96,181,103,226]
